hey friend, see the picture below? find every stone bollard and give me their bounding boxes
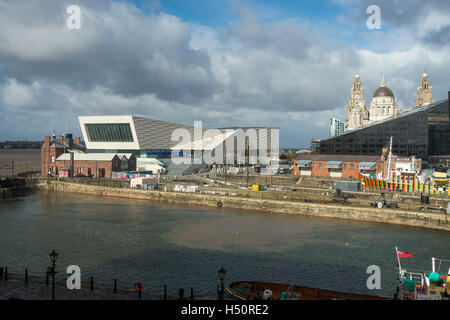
[0,267,3,278]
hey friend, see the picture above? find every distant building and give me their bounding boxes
[346,73,369,130]
[296,149,313,154]
[329,118,345,138]
[387,156,422,178]
[293,153,424,180]
[320,98,450,162]
[310,139,321,153]
[293,154,385,179]
[55,153,136,178]
[415,72,434,109]
[41,134,86,176]
[346,74,403,130]
[78,115,279,164]
[345,73,432,131]
[368,76,399,123]
[41,134,139,178]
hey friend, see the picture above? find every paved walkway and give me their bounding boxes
[0,274,215,300]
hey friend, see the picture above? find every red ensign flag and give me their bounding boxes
[397,251,413,258]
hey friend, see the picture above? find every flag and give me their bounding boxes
[397,251,412,258]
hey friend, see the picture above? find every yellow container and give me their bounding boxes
[252,184,260,191]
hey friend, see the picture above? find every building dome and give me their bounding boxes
[373,86,394,98]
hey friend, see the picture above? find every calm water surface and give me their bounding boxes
[0,192,449,297]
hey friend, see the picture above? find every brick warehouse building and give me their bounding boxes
[41,134,86,176]
[41,134,136,178]
[55,153,136,178]
[293,154,386,179]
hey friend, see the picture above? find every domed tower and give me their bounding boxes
[415,71,434,109]
[369,76,398,122]
[346,73,369,130]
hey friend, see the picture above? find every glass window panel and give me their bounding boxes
[85,124,134,142]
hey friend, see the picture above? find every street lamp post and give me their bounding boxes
[217,266,226,300]
[49,250,58,300]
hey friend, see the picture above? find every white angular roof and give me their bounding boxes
[171,129,239,151]
[56,153,119,161]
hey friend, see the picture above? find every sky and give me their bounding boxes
[0,0,449,148]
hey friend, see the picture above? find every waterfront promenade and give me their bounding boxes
[0,273,214,300]
[0,274,136,300]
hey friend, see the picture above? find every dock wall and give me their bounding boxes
[40,180,449,232]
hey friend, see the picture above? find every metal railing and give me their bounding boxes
[0,265,207,300]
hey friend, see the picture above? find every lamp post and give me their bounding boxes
[49,250,58,300]
[217,266,226,300]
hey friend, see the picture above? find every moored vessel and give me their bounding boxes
[226,281,389,300]
[395,247,450,300]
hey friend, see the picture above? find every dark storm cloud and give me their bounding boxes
[422,25,450,46]
[341,0,450,46]
[0,0,219,103]
[356,0,450,27]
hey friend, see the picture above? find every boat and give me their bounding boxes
[395,247,450,300]
[226,281,389,300]
[225,247,450,301]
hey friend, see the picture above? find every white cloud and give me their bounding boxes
[0,0,448,146]
[1,79,36,108]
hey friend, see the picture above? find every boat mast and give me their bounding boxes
[432,258,450,274]
[386,136,393,181]
[395,247,402,274]
[395,246,403,300]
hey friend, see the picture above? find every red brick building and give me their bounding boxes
[41,134,136,178]
[56,154,116,178]
[41,134,86,176]
[55,153,137,178]
[294,154,385,180]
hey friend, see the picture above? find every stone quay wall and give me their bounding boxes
[40,180,449,232]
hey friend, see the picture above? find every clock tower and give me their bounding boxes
[346,73,369,130]
[349,73,365,107]
[415,72,434,109]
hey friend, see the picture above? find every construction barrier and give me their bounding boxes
[359,174,450,196]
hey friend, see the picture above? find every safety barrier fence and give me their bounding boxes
[359,174,450,196]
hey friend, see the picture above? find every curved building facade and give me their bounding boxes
[78,115,279,164]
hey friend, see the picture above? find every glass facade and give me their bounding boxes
[85,124,134,142]
[320,101,449,161]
